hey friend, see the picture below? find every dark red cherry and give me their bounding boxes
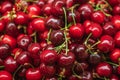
[42,4,52,16]
[97,35,114,53]
[85,22,102,38]
[4,56,18,73]
[69,23,85,39]
[110,48,120,63]
[78,3,93,20]
[112,15,120,30]
[0,20,5,32]
[68,75,79,80]
[110,74,119,80]
[103,22,116,36]
[117,66,120,75]
[16,51,31,65]
[40,50,57,65]
[96,62,112,77]
[31,18,46,32]
[0,70,12,80]
[81,71,93,80]
[113,4,120,15]
[14,12,29,25]
[39,63,56,77]
[28,43,41,59]
[0,43,10,59]
[58,52,75,67]
[89,53,101,64]
[0,1,13,14]
[5,22,19,37]
[26,68,42,80]
[17,34,32,50]
[114,31,120,47]
[91,11,105,24]
[66,0,75,8]
[45,16,64,30]
[50,30,64,46]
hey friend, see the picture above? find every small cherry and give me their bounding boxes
[0,70,12,80]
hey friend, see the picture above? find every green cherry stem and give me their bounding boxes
[106,61,119,67]
[46,28,52,44]
[0,66,5,69]
[84,33,92,45]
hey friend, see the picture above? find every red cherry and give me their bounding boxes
[110,74,119,80]
[0,70,12,80]
[42,4,52,16]
[26,68,42,80]
[112,15,120,30]
[114,31,120,47]
[0,20,5,32]
[96,62,112,77]
[110,48,120,63]
[117,66,120,75]
[113,5,120,15]
[69,23,84,39]
[31,18,46,32]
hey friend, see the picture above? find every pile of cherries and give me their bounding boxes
[1,0,120,80]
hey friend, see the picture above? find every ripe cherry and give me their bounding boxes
[0,70,12,80]
[0,20,5,32]
[113,5,120,15]
[114,31,120,47]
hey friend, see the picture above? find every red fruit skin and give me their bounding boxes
[97,35,114,53]
[31,18,46,32]
[0,20,5,32]
[112,15,120,30]
[0,71,12,80]
[26,68,42,80]
[110,48,120,63]
[117,66,120,75]
[96,62,112,77]
[110,74,119,80]
[1,35,17,49]
[114,31,120,47]
[69,23,84,39]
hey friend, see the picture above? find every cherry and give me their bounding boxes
[66,0,75,8]
[27,4,41,19]
[69,23,85,39]
[110,74,119,80]
[12,48,22,59]
[85,22,102,38]
[45,16,64,30]
[17,34,32,50]
[16,51,31,65]
[40,50,57,65]
[42,4,52,16]
[26,68,42,80]
[58,51,75,67]
[83,20,92,28]
[50,30,64,46]
[97,35,114,53]
[78,3,93,20]
[96,62,112,77]
[1,34,17,49]
[28,43,41,59]
[108,0,120,6]
[117,65,120,75]
[111,15,120,30]
[45,77,57,80]
[91,11,105,24]
[0,70,12,80]
[39,63,56,77]
[113,4,120,15]
[0,1,13,14]
[4,56,18,73]
[2,11,12,24]
[14,12,29,25]
[31,18,46,32]
[27,22,35,35]
[114,31,120,47]
[0,20,5,32]
[103,22,116,36]
[5,22,19,37]
[80,71,93,80]
[0,43,10,59]
[110,48,120,63]
[18,67,27,77]
[39,30,49,41]
[68,75,79,80]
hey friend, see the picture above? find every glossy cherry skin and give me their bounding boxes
[103,22,116,36]
[45,77,57,80]
[0,43,10,59]
[113,5,120,15]
[108,0,120,6]
[112,15,120,30]
[78,3,93,20]
[91,11,105,24]
[110,74,119,80]
[83,20,92,28]
[66,0,75,8]
[31,18,46,32]
[39,63,56,77]
[114,31,120,47]
[50,30,64,46]
[58,52,75,67]
[0,1,13,14]
[0,70,12,80]
[69,23,85,39]
[0,20,5,32]
[5,22,19,38]
[14,12,29,25]
[4,56,18,73]
[110,48,120,63]
[42,4,52,16]
[26,68,42,80]
[27,4,41,19]
[45,16,64,30]
[1,34,16,49]
[40,50,57,65]
[28,43,41,59]
[17,34,32,50]
[2,11,12,24]
[80,71,93,80]
[16,51,31,65]
[96,62,112,77]
[85,22,102,38]
[27,22,35,35]
[97,35,114,53]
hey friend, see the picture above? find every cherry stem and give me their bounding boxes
[62,7,68,29]
[0,66,5,69]
[34,32,37,43]
[46,29,52,44]
[64,31,69,55]
[84,33,92,45]
[24,63,34,68]
[91,40,101,48]
[54,42,65,53]
[71,7,76,25]
[13,65,23,80]
[25,0,38,3]
[106,61,119,66]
